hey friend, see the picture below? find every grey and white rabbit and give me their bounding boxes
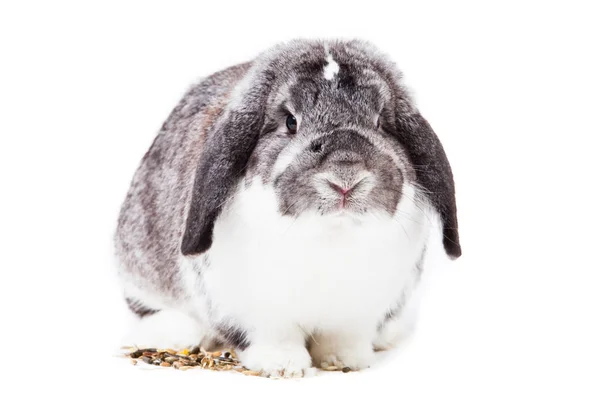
[115,39,461,377]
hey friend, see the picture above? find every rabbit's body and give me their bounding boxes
[115,39,460,377]
[196,179,433,368]
[116,63,250,305]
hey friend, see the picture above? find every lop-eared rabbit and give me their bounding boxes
[116,39,461,377]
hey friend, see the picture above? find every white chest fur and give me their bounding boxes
[199,179,433,334]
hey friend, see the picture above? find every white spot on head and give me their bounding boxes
[323,54,340,80]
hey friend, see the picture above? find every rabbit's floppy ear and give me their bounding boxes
[181,71,272,256]
[394,111,462,259]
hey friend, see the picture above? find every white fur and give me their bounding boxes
[123,309,206,350]
[271,127,308,177]
[240,341,316,378]
[192,178,436,374]
[323,54,340,80]
[120,278,170,313]
[310,331,374,370]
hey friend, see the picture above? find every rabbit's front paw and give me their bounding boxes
[123,310,204,350]
[239,343,315,378]
[310,334,373,371]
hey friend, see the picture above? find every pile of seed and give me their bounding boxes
[126,346,261,376]
[126,346,353,376]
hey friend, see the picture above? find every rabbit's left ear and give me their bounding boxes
[393,111,462,259]
[181,72,271,256]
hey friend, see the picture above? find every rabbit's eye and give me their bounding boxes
[286,114,297,134]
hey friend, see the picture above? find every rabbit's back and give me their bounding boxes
[115,63,251,302]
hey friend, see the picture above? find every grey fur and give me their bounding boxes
[115,39,461,309]
[115,62,250,299]
[125,297,159,318]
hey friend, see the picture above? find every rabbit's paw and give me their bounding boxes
[310,335,373,371]
[239,343,315,378]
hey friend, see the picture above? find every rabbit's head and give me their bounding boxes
[182,40,461,259]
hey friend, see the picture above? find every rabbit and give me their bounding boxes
[115,39,461,377]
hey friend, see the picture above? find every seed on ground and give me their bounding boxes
[130,350,143,358]
[242,370,261,376]
[126,346,285,378]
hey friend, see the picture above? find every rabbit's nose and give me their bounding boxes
[328,181,354,196]
[326,177,367,208]
[327,176,367,196]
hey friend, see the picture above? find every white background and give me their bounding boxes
[1,1,599,399]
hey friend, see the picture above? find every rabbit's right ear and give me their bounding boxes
[181,71,272,256]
